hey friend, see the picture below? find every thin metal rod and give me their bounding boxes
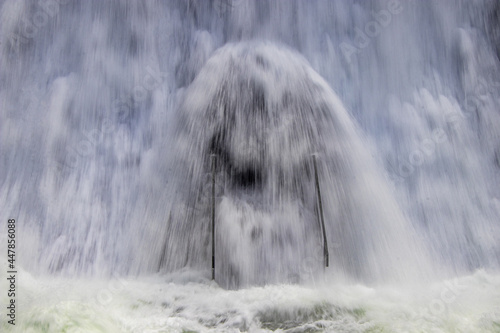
[211,154,216,280]
[312,154,329,267]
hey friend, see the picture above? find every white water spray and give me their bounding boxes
[1,0,499,331]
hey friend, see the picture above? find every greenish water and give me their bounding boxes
[2,269,500,332]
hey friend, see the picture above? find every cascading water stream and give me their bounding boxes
[1,0,499,331]
[162,41,431,288]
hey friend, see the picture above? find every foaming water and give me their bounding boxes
[1,0,499,331]
[1,264,500,332]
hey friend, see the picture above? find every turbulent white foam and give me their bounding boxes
[2,264,500,332]
[1,0,498,280]
[0,0,499,330]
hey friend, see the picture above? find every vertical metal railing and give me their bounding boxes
[211,154,216,280]
[312,154,329,268]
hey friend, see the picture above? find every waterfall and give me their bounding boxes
[1,0,500,330]
[162,41,431,288]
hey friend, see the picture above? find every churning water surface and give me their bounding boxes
[1,0,500,332]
